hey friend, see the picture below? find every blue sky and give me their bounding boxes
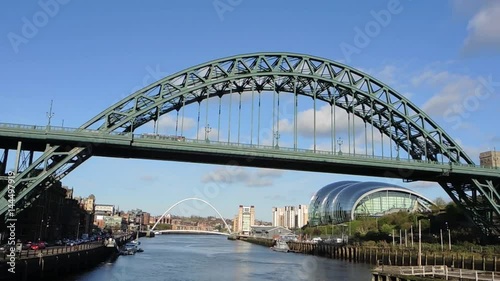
[1,0,499,222]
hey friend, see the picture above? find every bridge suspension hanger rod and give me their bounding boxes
[348,101,351,155]
[407,120,411,160]
[205,88,210,141]
[227,86,232,144]
[389,111,393,159]
[333,91,336,154]
[313,86,317,152]
[276,80,280,148]
[352,97,356,155]
[294,78,298,150]
[364,116,368,156]
[175,109,179,136]
[371,100,374,157]
[238,88,242,144]
[258,86,261,146]
[181,96,186,137]
[330,93,334,154]
[217,95,222,142]
[381,129,384,157]
[271,76,277,147]
[196,101,201,140]
[250,82,254,145]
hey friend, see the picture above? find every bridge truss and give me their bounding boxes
[0,52,499,237]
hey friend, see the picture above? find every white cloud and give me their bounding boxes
[201,167,284,187]
[278,104,350,138]
[156,114,195,132]
[462,2,500,54]
[413,70,489,120]
[407,181,440,189]
[374,65,398,85]
[451,0,487,17]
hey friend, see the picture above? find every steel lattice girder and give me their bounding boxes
[1,52,499,236]
[82,53,472,164]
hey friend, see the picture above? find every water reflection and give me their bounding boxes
[62,235,372,281]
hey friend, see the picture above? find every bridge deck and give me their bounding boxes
[0,123,498,182]
[157,230,229,236]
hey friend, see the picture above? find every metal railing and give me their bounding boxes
[375,265,499,281]
[1,241,103,260]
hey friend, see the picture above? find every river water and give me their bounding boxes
[62,235,373,281]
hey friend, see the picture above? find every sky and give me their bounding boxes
[1,0,499,222]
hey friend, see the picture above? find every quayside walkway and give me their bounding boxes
[372,265,500,281]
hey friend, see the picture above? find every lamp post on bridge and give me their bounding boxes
[395,145,400,160]
[205,124,212,143]
[274,132,280,149]
[46,100,55,130]
[337,137,343,155]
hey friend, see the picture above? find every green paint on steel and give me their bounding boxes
[0,52,499,237]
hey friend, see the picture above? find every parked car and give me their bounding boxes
[22,241,32,250]
[37,241,46,249]
[0,244,8,253]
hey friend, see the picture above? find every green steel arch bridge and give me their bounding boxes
[0,52,499,237]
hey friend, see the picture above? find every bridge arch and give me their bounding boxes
[82,52,471,165]
[150,197,231,234]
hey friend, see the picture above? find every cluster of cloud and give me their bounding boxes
[278,104,350,138]
[460,1,500,55]
[201,167,284,187]
[413,70,486,118]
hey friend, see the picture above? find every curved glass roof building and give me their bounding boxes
[308,181,435,226]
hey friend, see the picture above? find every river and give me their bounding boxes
[62,235,373,281]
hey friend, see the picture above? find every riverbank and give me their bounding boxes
[0,234,134,281]
[239,238,500,271]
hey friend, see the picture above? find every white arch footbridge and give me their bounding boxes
[150,197,232,234]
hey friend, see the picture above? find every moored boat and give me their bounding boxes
[271,240,289,253]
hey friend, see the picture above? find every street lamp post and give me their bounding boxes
[440,228,443,251]
[337,137,343,155]
[274,132,280,149]
[46,99,54,130]
[205,124,212,143]
[446,222,451,251]
[411,225,414,248]
[418,220,422,266]
[395,145,400,160]
[38,219,44,241]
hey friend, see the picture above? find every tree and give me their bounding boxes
[155,223,172,230]
[433,197,448,212]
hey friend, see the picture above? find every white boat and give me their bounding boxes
[154,231,161,235]
[271,240,290,253]
[120,241,145,255]
[104,238,116,248]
